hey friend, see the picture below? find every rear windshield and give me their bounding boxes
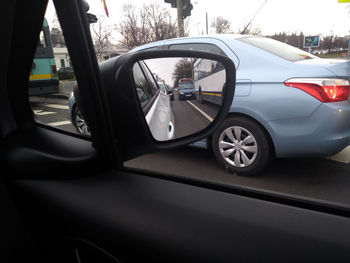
[238,37,317,62]
[179,83,193,89]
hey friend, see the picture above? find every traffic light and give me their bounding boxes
[164,0,193,18]
[82,0,98,24]
[164,0,177,8]
[182,0,193,18]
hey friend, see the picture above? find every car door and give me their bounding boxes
[2,1,350,263]
[140,61,175,141]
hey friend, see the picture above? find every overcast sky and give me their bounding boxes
[46,0,350,38]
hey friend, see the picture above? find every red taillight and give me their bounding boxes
[51,65,57,74]
[284,78,350,103]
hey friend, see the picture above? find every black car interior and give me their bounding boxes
[1,0,350,262]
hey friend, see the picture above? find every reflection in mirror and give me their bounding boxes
[132,57,226,141]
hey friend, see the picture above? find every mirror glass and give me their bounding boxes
[133,57,226,141]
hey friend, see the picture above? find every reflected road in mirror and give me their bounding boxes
[133,57,226,141]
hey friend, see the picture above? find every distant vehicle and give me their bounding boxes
[29,18,59,96]
[178,78,196,100]
[58,66,74,80]
[193,58,225,105]
[133,34,350,175]
[69,59,175,141]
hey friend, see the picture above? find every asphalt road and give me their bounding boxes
[171,96,213,138]
[29,95,77,134]
[170,91,222,139]
[29,94,350,209]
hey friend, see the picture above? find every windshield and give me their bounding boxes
[238,36,318,62]
[38,0,350,215]
[179,83,193,89]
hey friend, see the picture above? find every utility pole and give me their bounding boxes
[205,12,208,34]
[177,0,184,37]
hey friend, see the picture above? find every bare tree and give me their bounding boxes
[211,16,231,34]
[144,3,178,41]
[91,15,114,62]
[323,31,335,53]
[119,4,150,49]
[50,28,65,47]
[118,3,178,49]
[172,58,194,88]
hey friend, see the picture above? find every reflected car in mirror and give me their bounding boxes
[133,61,175,141]
[136,56,226,140]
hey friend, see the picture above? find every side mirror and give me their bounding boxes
[100,50,236,161]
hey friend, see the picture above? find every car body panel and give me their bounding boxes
[146,90,175,141]
[134,35,350,157]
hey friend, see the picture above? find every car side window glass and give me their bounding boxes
[139,61,160,96]
[133,63,152,109]
[195,59,225,81]
[28,1,83,135]
[169,43,227,57]
[27,0,350,211]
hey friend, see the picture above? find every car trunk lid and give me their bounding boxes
[295,58,350,78]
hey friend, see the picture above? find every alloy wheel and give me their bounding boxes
[75,110,90,136]
[218,126,258,167]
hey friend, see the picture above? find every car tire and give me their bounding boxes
[73,106,90,136]
[212,116,272,176]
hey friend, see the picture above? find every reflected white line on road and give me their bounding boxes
[44,104,69,110]
[33,110,56,116]
[48,121,72,127]
[186,101,214,122]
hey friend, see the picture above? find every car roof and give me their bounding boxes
[130,34,257,52]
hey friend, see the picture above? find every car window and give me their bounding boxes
[238,36,318,61]
[28,3,82,136]
[139,61,160,96]
[114,0,350,211]
[133,62,152,109]
[194,59,225,81]
[169,43,227,57]
[39,0,350,211]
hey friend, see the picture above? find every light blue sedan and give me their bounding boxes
[132,35,350,175]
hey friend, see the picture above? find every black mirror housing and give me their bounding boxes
[99,50,236,162]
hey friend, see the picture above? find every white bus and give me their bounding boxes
[193,59,225,105]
